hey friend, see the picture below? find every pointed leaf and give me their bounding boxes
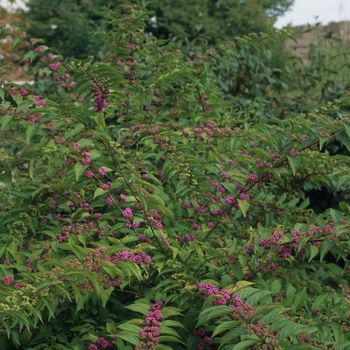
[116,332,140,346]
[293,288,306,310]
[237,199,249,218]
[94,188,107,199]
[275,323,305,341]
[196,305,233,327]
[308,245,319,262]
[16,101,33,113]
[26,124,38,145]
[337,131,350,152]
[74,162,86,182]
[224,281,255,294]
[287,155,301,176]
[231,339,258,349]
[212,321,240,337]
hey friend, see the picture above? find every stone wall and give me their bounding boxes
[285,21,350,61]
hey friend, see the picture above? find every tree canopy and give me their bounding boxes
[18,0,294,59]
[19,0,110,59]
[146,0,294,42]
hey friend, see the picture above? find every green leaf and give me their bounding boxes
[157,335,186,345]
[124,303,150,315]
[344,123,350,140]
[336,131,350,152]
[293,288,306,310]
[78,138,95,148]
[338,341,350,349]
[11,331,20,347]
[116,332,140,346]
[16,101,33,113]
[147,194,174,218]
[12,36,22,48]
[95,112,106,129]
[64,123,85,139]
[66,270,101,295]
[155,345,173,350]
[159,306,183,318]
[330,322,342,342]
[29,160,35,180]
[159,326,183,339]
[94,188,107,199]
[74,162,86,182]
[1,114,14,130]
[77,231,86,247]
[285,344,319,349]
[275,323,305,341]
[196,305,233,327]
[270,280,281,293]
[237,199,249,218]
[308,245,319,262]
[268,319,292,334]
[26,124,38,145]
[19,328,32,346]
[0,86,5,101]
[287,155,301,176]
[101,261,124,279]
[117,260,142,281]
[118,323,142,334]
[219,328,247,349]
[231,339,258,349]
[0,171,12,188]
[90,150,102,160]
[329,208,343,223]
[42,298,57,320]
[235,287,260,300]
[22,49,37,62]
[311,294,327,310]
[55,284,72,301]
[320,240,334,262]
[212,321,240,337]
[246,290,271,304]
[56,332,68,343]
[263,307,287,324]
[161,320,186,329]
[100,287,113,308]
[12,93,23,105]
[0,335,8,349]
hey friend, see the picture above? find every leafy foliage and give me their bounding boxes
[145,0,294,43]
[18,0,294,59]
[1,2,350,349]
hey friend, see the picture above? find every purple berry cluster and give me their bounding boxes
[192,328,213,350]
[196,283,254,319]
[137,302,164,350]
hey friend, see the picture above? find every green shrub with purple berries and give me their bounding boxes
[1,2,350,349]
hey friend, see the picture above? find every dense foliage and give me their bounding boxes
[17,0,110,59]
[19,0,293,58]
[144,0,293,43]
[1,2,350,349]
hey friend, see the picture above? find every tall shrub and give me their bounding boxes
[1,2,350,349]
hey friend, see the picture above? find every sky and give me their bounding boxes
[275,0,350,28]
[0,0,349,29]
[0,0,26,11]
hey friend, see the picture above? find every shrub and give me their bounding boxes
[1,3,350,349]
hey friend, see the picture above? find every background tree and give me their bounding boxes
[0,7,29,83]
[17,0,112,59]
[146,0,293,43]
[17,0,294,59]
